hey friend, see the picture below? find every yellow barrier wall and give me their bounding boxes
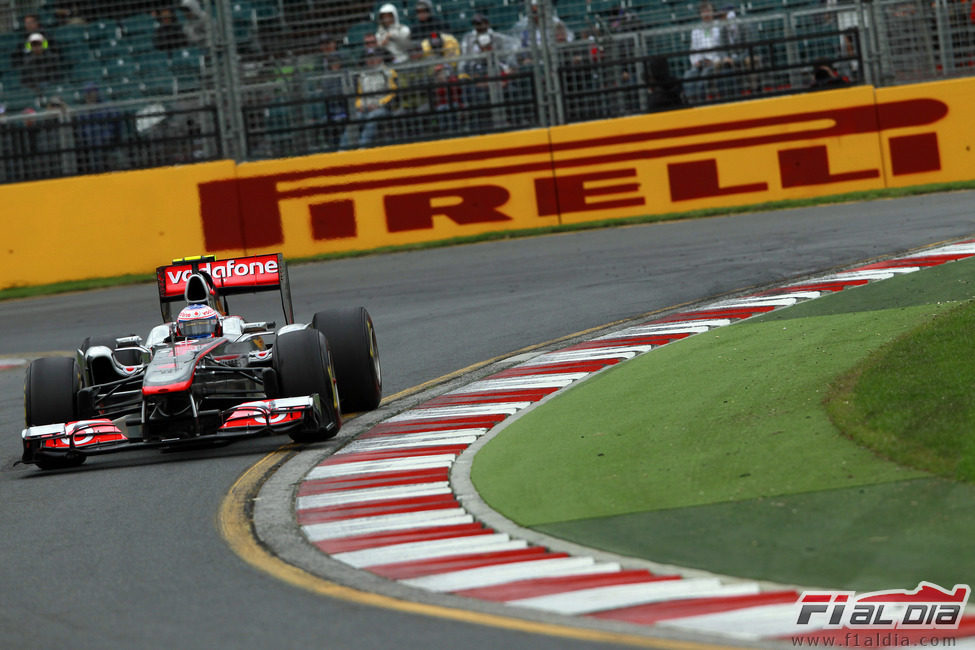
[2,77,972,290]
[2,161,237,288]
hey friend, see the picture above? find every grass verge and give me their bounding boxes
[826,299,975,483]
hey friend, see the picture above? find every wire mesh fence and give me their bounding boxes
[0,0,972,182]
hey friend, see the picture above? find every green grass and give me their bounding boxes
[827,299,975,483]
[471,254,975,589]
[4,179,975,302]
[472,305,939,526]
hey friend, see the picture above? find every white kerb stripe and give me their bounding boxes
[387,403,529,422]
[595,325,710,340]
[828,270,902,280]
[296,482,452,510]
[712,297,798,308]
[303,508,473,542]
[338,432,481,453]
[532,348,646,364]
[452,375,584,393]
[657,603,817,640]
[921,243,975,256]
[334,534,522,568]
[508,578,755,615]
[306,455,457,479]
[400,557,617,592]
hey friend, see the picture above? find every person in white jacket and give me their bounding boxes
[376,3,411,64]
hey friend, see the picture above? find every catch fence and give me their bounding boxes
[0,0,972,181]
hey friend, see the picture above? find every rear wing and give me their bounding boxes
[155,253,294,325]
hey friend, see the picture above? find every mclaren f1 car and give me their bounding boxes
[21,253,382,470]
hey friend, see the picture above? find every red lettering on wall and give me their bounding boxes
[668,159,768,201]
[384,186,512,232]
[198,177,284,251]
[535,169,645,216]
[777,145,879,188]
[310,200,357,240]
[889,133,941,175]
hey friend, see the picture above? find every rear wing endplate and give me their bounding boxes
[155,253,294,325]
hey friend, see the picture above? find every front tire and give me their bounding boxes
[311,307,382,412]
[24,357,86,469]
[272,329,341,442]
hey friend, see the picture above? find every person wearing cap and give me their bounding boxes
[411,0,452,39]
[19,31,64,93]
[461,13,518,63]
[153,7,190,51]
[10,14,50,70]
[339,47,398,149]
[420,32,466,133]
[376,3,412,63]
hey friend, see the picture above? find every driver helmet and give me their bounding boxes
[176,304,222,339]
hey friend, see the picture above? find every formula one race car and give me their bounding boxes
[21,253,382,470]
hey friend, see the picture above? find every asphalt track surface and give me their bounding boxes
[2,191,974,649]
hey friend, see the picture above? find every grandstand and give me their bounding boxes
[0,0,971,182]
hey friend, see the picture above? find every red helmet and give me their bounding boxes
[176,304,222,339]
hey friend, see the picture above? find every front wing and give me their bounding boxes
[21,396,329,465]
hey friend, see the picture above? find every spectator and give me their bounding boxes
[422,32,466,131]
[153,7,190,51]
[411,0,452,40]
[510,0,573,50]
[340,48,398,149]
[376,3,412,64]
[318,33,351,149]
[394,41,434,139]
[462,31,512,131]
[178,0,210,47]
[19,32,64,93]
[53,1,87,25]
[808,59,851,89]
[646,55,686,111]
[460,13,518,64]
[317,32,351,72]
[682,1,733,102]
[10,14,48,70]
[826,0,861,75]
[75,83,121,173]
[606,1,644,33]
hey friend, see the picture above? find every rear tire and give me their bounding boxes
[311,307,382,412]
[272,329,341,442]
[24,357,86,470]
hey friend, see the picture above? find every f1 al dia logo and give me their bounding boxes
[796,582,970,630]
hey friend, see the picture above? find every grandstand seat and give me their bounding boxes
[253,0,282,20]
[233,1,258,52]
[122,13,158,38]
[171,47,205,93]
[72,59,109,85]
[106,57,140,81]
[84,20,120,49]
[344,21,376,47]
[96,38,135,59]
[0,75,38,112]
[484,1,522,31]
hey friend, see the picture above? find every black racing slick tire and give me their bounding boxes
[311,307,382,413]
[272,329,341,443]
[24,357,87,470]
